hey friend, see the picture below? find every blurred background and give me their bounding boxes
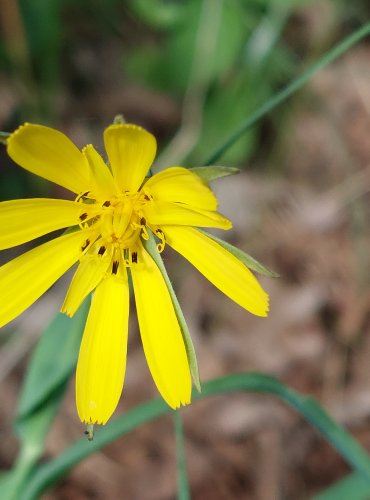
[1,0,370,498]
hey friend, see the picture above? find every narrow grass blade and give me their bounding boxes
[205,22,370,164]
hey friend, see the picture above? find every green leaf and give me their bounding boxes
[198,229,279,278]
[3,387,67,500]
[16,298,90,425]
[143,231,201,392]
[22,373,370,500]
[4,301,89,500]
[313,472,370,500]
[188,166,239,182]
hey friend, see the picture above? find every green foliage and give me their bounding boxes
[17,373,370,499]
[126,0,296,163]
[313,472,370,500]
[1,301,89,500]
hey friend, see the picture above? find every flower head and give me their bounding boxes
[1,123,269,424]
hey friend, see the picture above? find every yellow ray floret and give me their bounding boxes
[7,123,90,194]
[0,198,82,250]
[164,226,269,317]
[76,274,129,424]
[131,244,192,409]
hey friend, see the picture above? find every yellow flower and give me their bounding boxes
[0,123,269,425]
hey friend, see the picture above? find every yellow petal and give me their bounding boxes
[7,123,90,194]
[104,124,156,192]
[76,274,129,424]
[130,245,191,408]
[165,227,269,317]
[61,249,112,317]
[0,198,82,250]
[144,167,217,211]
[82,144,118,200]
[0,231,84,328]
[144,200,232,230]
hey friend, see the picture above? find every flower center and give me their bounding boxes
[75,190,155,272]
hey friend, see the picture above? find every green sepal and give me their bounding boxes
[198,229,279,278]
[143,231,201,392]
[113,114,126,124]
[188,166,239,182]
[0,131,10,145]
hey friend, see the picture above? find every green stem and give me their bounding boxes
[174,411,190,500]
[205,22,370,165]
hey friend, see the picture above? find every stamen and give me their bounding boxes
[112,260,119,274]
[98,245,106,256]
[155,229,166,253]
[75,191,91,203]
[141,226,149,241]
[81,239,90,251]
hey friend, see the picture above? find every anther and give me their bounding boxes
[102,200,111,207]
[76,191,91,203]
[81,239,90,251]
[155,229,166,253]
[144,194,150,201]
[141,226,149,240]
[140,217,146,225]
[112,261,119,274]
[155,229,166,240]
[98,246,106,256]
[79,213,88,221]
[131,251,138,264]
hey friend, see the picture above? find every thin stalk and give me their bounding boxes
[205,22,370,164]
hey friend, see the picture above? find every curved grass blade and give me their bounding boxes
[22,373,370,499]
[205,22,370,164]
